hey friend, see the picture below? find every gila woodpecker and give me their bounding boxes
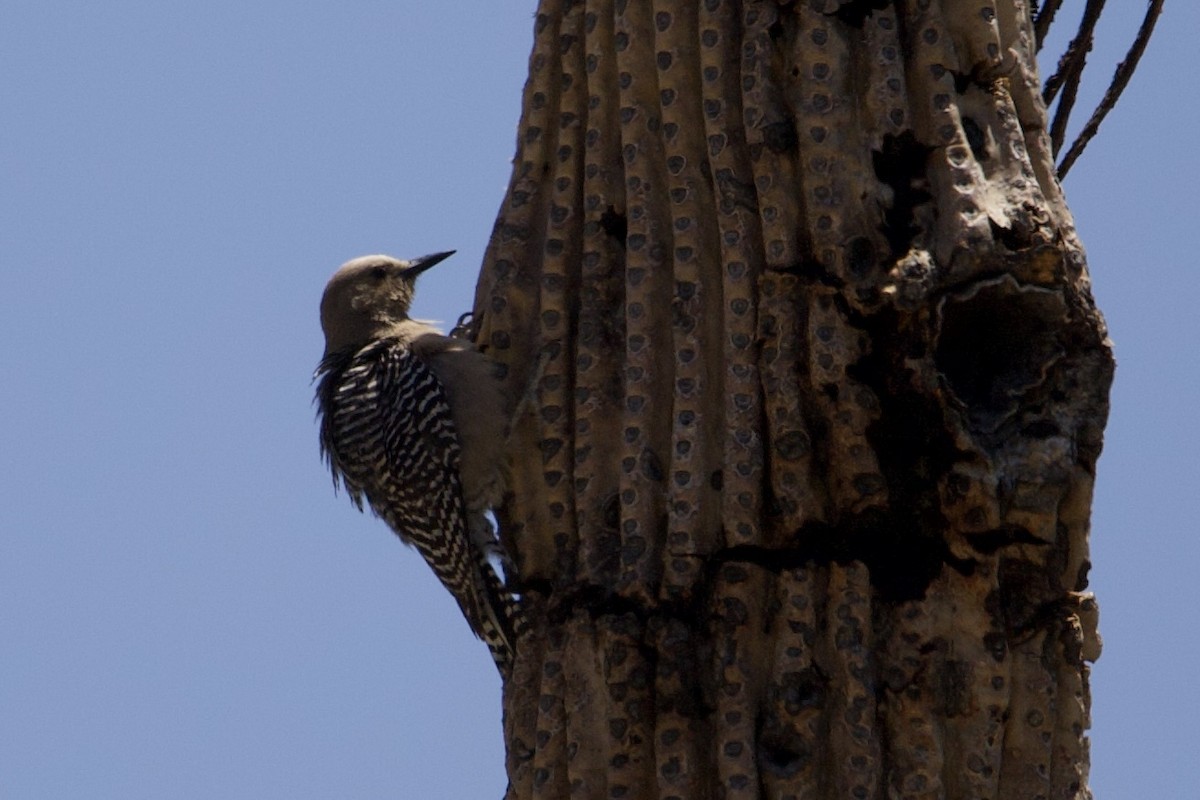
[314,251,519,673]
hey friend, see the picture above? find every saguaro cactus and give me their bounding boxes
[471,2,1128,797]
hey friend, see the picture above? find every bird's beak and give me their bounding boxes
[402,250,456,279]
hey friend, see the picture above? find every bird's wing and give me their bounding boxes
[369,343,517,668]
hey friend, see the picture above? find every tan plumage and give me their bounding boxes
[315,252,518,672]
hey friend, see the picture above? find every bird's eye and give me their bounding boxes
[370,265,388,281]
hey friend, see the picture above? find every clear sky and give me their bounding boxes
[1,3,1193,798]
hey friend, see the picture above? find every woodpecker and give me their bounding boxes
[315,251,518,673]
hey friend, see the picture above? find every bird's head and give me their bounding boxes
[319,251,455,356]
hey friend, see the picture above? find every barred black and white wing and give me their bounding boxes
[316,339,517,672]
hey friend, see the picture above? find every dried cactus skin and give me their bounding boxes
[476,2,1109,798]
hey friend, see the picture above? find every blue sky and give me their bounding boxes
[1,3,1193,798]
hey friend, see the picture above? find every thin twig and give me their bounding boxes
[1035,0,1066,52]
[1058,0,1166,179]
[1045,0,1107,156]
[1043,0,1106,105]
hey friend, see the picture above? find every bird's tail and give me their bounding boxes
[472,554,524,675]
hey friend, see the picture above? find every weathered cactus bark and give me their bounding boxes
[473,1,1109,798]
